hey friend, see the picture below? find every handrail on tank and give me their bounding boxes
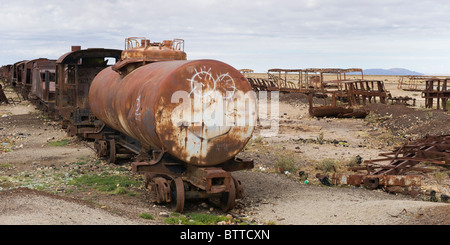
[125,37,148,50]
[173,39,184,51]
[124,37,184,51]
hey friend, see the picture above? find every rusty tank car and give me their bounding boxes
[89,37,256,212]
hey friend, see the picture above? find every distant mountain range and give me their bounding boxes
[362,68,423,76]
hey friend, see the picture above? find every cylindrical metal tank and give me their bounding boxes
[89,59,256,167]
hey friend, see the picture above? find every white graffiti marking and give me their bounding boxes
[187,67,236,99]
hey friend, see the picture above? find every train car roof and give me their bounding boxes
[13,60,29,66]
[56,48,122,64]
[26,58,56,63]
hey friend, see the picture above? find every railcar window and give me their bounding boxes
[105,58,116,65]
[39,72,54,81]
[81,57,106,67]
[63,65,76,84]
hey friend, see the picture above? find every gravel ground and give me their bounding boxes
[0,83,449,226]
[0,188,152,225]
[234,171,449,225]
[0,172,448,225]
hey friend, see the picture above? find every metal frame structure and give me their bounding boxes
[244,67,389,118]
[397,75,434,91]
[422,78,449,111]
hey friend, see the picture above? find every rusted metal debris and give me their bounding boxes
[307,93,369,118]
[365,134,450,175]
[331,173,421,194]
[387,95,416,106]
[329,135,449,196]
[422,78,449,111]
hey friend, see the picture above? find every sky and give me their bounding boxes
[1,0,450,74]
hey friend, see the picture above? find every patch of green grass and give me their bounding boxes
[164,216,191,225]
[69,173,141,193]
[113,187,129,195]
[316,132,325,144]
[345,155,363,168]
[365,111,390,124]
[318,158,337,173]
[74,160,87,166]
[317,157,362,173]
[274,156,297,174]
[164,213,228,225]
[434,171,448,184]
[139,213,154,220]
[48,139,70,147]
[34,185,46,191]
[252,135,264,144]
[265,220,277,225]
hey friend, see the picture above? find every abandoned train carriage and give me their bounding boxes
[0,65,13,84]
[28,58,57,114]
[11,60,28,97]
[54,46,122,138]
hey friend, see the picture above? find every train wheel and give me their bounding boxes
[170,177,185,213]
[108,139,116,163]
[233,176,244,199]
[154,177,170,204]
[220,179,236,212]
[144,174,157,203]
[94,140,107,157]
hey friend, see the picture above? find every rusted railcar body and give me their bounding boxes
[12,60,28,98]
[1,65,9,81]
[16,59,43,100]
[55,47,122,138]
[22,60,34,100]
[27,58,57,114]
[89,37,255,212]
[3,65,13,85]
[0,65,15,104]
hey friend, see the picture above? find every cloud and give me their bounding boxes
[1,0,450,74]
